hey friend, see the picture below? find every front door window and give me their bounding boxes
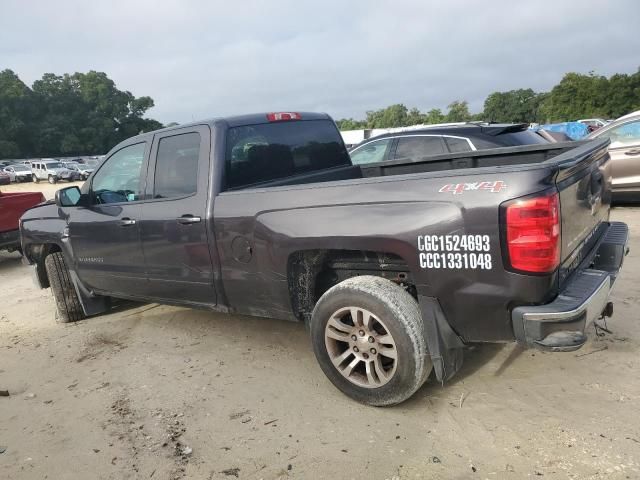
[91,143,146,204]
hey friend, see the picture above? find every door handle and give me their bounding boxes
[624,149,640,156]
[119,218,136,226]
[177,215,201,225]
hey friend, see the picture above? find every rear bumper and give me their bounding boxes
[512,221,629,351]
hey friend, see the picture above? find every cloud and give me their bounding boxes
[2,0,639,123]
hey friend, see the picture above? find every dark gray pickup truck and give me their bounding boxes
[20,112,629,405]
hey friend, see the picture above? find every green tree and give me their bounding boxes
[539,71,610,122]
[603,69,640,118]
[424,108,445,124]
[482,88,551,123]
[365,104,409,128]
[335,118,366,130]
[31,71,162,156]
[407,107,426,125]
[0,70,163,159]
[445,100,472,122]
[0,69,38,158]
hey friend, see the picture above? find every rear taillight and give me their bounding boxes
[504,192,560,274]
[266,112,301,122]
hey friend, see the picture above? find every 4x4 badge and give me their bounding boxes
[439,180,507,195]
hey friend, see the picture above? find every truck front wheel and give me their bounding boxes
[48,175,57,184]
[44,252,85,323]
[310,276,432,406]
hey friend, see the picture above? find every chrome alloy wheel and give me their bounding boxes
[324,307,398,388]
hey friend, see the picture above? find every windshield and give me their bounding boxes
[12,165,29,171]
[46,162,63,169]
[66,162,79,168]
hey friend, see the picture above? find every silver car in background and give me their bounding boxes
[2,163,33,182]
[588,110,640,201]
[61,161,94,180]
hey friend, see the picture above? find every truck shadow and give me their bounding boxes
[402,342,527,409]
[0,252,23,270]
[86,302,527,410]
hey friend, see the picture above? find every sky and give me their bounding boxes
[2,0,639,124]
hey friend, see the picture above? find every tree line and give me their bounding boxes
[2,67,639,159]
[0,69,162,159]
[336,68,640,130]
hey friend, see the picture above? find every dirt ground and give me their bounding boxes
[1,181,639,479]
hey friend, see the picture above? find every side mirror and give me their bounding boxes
[55,186,83,207]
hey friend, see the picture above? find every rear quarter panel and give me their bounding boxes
[214,167,559,342]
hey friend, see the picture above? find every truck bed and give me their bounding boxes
[249,140,601,190]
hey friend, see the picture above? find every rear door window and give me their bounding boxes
[394,136,446,159]
[225,120,350,190]
[153,132,201,198]
[444,136,473,153]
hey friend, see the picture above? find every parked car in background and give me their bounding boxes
[0,170,10,185]
[578,118,610,133]
[1,189,45,253]
[348,123,548,165]
[61,161,94,180]
[31,160,79,184]
[587,110,640,201]
[3,164,33,182]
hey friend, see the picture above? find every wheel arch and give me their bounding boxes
[286,249,415,324]
[25,242,63,289]
[286,248,466,384]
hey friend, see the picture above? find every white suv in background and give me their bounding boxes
[31,160,79,184]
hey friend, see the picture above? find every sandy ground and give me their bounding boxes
[1,182,639,479]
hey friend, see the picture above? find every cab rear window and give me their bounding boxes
[224,120,350,190]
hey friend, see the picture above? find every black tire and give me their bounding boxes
[33,175,39,183]
[44,252,85,323]
[48,175,57,184]
[310,276,432,406]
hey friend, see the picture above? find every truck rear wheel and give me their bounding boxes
[310,276,432,406]
[44,252,85,323]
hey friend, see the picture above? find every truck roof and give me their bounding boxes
[129,112,333,142]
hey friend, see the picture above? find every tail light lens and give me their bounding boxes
[266,112,301,122]
[504,192,560,273]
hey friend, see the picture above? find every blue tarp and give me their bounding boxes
[530,122,589,140]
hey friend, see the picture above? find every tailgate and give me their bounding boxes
[553,139,611,285]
